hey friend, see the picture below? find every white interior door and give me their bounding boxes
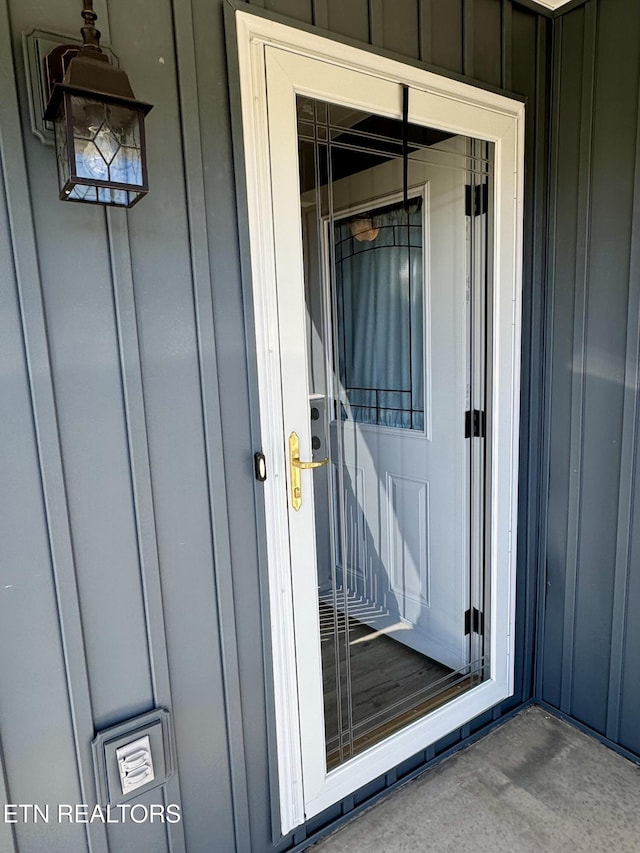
[322,150,469,673]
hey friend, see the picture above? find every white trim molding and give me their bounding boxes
[235,9,524,836]
[531,0,577,10]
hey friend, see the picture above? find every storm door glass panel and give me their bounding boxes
[298,94,492,770]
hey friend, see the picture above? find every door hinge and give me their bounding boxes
[254,452,267,482]
[465,183,488,217]
[465,409,485,438]
[465,607,484,636]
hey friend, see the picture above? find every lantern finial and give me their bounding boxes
[80,1,102,50]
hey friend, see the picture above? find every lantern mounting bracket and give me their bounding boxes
[22,21,115,146]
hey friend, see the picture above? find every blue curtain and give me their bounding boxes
[334,201,424,430]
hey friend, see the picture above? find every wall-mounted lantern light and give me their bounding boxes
[43,1,152,207]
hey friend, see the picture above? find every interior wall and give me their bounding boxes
[540,0,640,757]
[0,1,550,852]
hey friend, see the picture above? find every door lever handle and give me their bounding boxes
[289,431,328,510]
[292,457,329,470]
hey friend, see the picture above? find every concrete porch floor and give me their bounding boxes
[312,705,640,852]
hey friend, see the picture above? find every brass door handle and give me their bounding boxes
[292,458,329,470]
[289,431,328,511]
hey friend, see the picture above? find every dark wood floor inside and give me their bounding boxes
[320,604,470,768]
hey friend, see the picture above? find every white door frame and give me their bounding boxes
[234,10,524,834]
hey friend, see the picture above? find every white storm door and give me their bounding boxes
[266,46,480,813]
[238,9,523,830]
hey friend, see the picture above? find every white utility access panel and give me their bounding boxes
[115,735,155,795]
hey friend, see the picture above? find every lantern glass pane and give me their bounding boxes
[54,103,70,189]
[70,96,104,140]
[106,104,142,149]
[69,96,145,190]
[97,187,131,205]
[65,185,137,206]
[109,146,143,185]
[74,139,110,181]
[69,184,98,202]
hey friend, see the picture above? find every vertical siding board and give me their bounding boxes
[378,0,420,59]
[501,0,512,91]
[531,12,552,702]
[35,212,154,730]
[536,13,562,703]
[326,0,370,43]
[0,0,107,849]
[559,0,596,720]
[531,14,551,700]
[106,211,186,853]
[312,0,329,29]
[368,0,384,47]
[264,0,313,23]
[511,6,550,701]
[0,158,87,853]
[510,4,536,702]
[419,0,432,64]
[473,0,502,86]
[429,0,463,74]
[463,0,474,77]
[169,0,252,848]
[608,75,640,746]
[204,1,281,849]
[540,9,581,709]
[572,0,640,732]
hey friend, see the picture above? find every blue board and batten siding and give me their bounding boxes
[540,0,640,756]
[7,0,640,851]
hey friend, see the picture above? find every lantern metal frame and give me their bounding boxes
[43,1,152,208]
